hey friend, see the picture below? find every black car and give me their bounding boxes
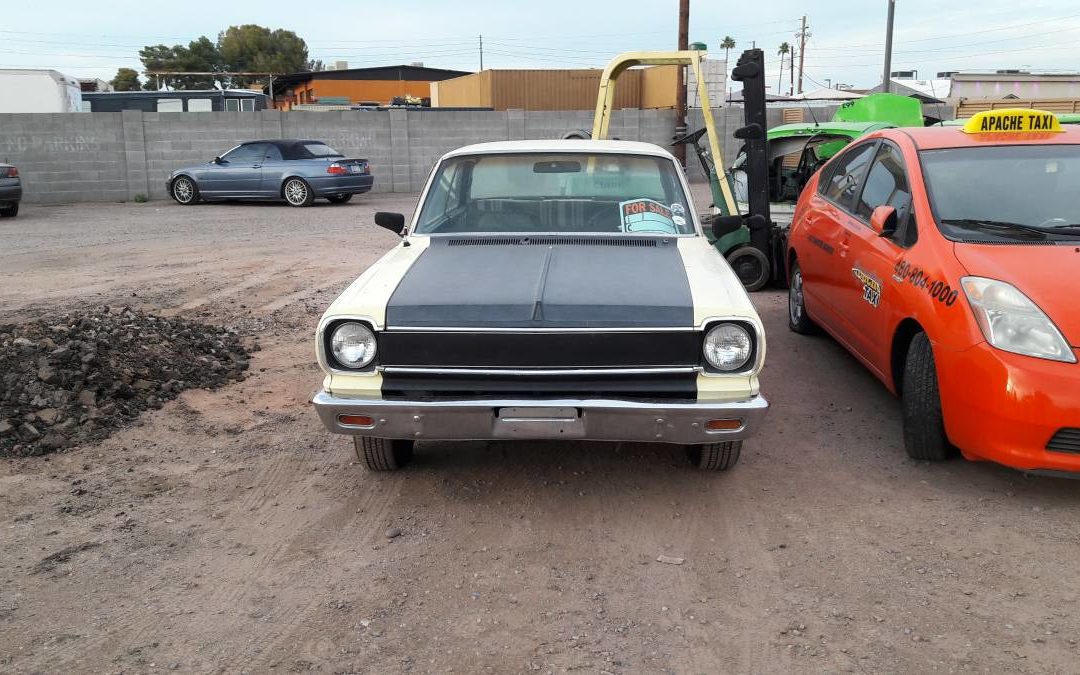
[0,163,21,218]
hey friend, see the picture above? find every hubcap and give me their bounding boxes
[285,180,307,205]
[173,178,193,202]
[789,270,804,324]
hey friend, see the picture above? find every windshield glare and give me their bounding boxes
[414,153,694,235]
[921,145,1080,238]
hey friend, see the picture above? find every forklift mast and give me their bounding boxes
[730,48,773,258]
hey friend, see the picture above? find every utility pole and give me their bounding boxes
[796,15,809,94]
[479,34,484,71]
[674,0,689,166]
[882,0,896,93]
[789,47,795,95]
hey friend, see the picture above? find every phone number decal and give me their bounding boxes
[892,261,958,307]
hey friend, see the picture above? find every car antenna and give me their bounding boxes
[803,97,820,127]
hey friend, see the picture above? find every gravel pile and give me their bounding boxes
[1,307,251,457]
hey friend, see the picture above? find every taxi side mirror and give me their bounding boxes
[870,205,898,237]
[375,211,406,235]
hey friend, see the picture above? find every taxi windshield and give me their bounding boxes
[921,145,1080,241]
[413,153,694,235]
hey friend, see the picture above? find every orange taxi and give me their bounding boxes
[786,109,1080,473]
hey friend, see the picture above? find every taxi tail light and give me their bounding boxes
[339,414,374,427]
[5,167,17,178]
[326,162,347,175]
[706,419,743,431]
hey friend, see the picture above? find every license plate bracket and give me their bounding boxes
[493,407,584,439]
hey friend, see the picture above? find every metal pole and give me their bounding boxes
[479,34,484,71]
[882,0,896,93]
[674,0,689,166]
[796,15,808,94]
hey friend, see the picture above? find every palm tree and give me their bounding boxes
[721,36,736,65]
[777,42,791,94]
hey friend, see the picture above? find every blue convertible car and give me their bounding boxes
[167,139,374,207]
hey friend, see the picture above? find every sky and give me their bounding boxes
[3,0,1080,92]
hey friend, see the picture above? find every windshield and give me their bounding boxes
[921,145,1080,241]
[414,153,694,235]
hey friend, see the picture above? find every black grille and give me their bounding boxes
[1047,428,1080,454]
[446,236,663,247]
[379,330,701,369]
[381,370,696,398]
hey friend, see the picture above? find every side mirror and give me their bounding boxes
[870,205,898,237]
[374,211,406,235]
[212,156,224,164]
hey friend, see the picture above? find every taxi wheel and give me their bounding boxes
[726,247,771,291]
[787,261,817,334]
[686,441,742,471]
[354,437,414,471]
[901,333,954,461]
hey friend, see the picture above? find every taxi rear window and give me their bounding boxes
[921,145,1080,242]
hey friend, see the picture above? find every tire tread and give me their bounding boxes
[901,333,952,461]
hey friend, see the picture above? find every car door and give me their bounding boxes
[799,141,878,336]
[257,143,286,196]
[212,143,266,196]
[838,140,916,372]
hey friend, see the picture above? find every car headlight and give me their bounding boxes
[329,322,377,369]
[704,323,753,371]
[960,277,1075,363]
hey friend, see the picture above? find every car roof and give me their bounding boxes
[242,139,328,148]
[873,125,1080,150]
[442,139,677,160]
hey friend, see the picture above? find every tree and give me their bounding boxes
[721,36,736,64]
[218,25,309,87]
[777,42,791,95]
[110,67,141,91]
[306,59,325,72]
[137,24,309,90]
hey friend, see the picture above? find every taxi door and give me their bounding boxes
[834,141,915,373]
[801,140,879,340]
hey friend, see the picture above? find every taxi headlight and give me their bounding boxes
[960,277,1075,363]
[704,323,754,371]
[329,321,377,369]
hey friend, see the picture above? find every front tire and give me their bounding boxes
[901,333,953,461]
[726,246,771,291]
[327,194,353,204]
[354,437,414,471]
[788,260,817,334]
[0,203,17,218]
[283,178,314,207]
[171,176,198,205]
[686,441,742,471]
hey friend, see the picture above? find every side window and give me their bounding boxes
[423,162,458,220]
[820,142,877,212]
[222,144,264,164]
[264,145,283,162]
[856,143,915,245]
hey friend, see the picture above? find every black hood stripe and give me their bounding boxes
[385,236,694,328]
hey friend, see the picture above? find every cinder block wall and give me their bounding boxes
[0,107,737,203]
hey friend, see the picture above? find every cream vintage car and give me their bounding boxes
[312,140,768,471]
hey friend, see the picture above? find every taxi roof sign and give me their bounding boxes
[962,109,1063,135]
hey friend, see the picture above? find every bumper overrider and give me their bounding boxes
[312,390,768,444]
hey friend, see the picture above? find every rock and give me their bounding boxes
[0,420,13,435]
[38,366,59,384]
[386,527,402,539]
[13,337,34,349]
[77,389,96,407]
[657,555,685,565]
[39,432,68,451]
[36,408,61,425]
[19,422,41,440]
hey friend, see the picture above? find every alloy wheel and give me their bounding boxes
[789,268,804,325]
[173,177,194,204]
[284,179,308,206]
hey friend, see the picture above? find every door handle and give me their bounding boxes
[252,164,262,168]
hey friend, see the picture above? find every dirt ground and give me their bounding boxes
[2,194,1079,674]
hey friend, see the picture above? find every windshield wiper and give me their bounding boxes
[941,218,1080,239]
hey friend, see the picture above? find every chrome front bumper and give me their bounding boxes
[311,390,768,445]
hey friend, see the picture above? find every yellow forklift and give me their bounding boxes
[591,48,781,290]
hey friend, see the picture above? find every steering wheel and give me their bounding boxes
[1036,217,1069,229]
